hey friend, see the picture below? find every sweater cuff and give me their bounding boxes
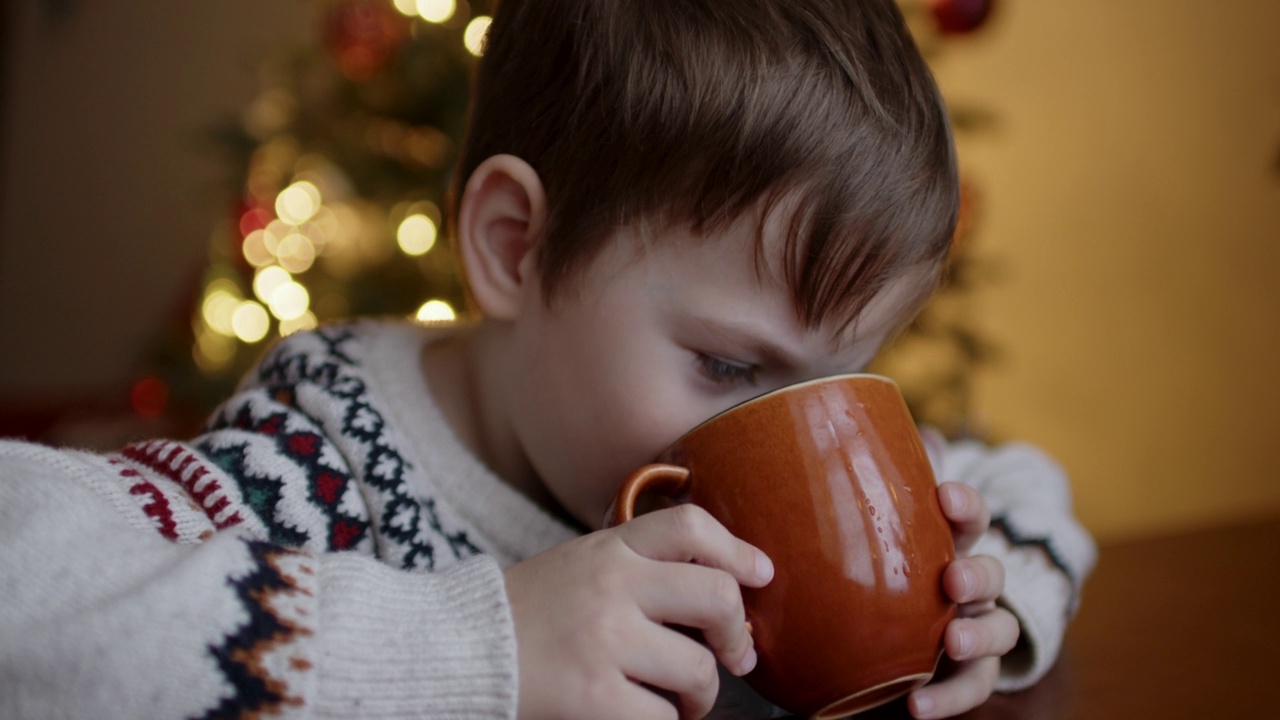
[315,554,517,718]
[972,532,1074,693]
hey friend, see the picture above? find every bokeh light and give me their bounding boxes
[276,180,322,225]
[465,16,492,56]
[264,219,293,255]
[232,301,271,343]
[267,281,311,321]
[253,266,293,304]
[238,207,273,237]
[130,377,170,418]
[242,229,275,267]
[277,232,317,273]
[202,280,243,337]
[417,0,456,24]
[397,214,438,256]
[416,299,456,323]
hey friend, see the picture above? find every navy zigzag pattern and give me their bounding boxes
[990,515,1079,615]
[196,437,309,549]
[255,325,480,570]
[205,401,372,553]
[198,540,307,719]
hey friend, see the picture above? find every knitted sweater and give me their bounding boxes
[0,320,1095,718]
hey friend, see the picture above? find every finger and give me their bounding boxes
[944,608,1021,663]
[942,555,1005,605]
[623,626,722,720]
[637,563,757,675]
[620,504,774,587]
[937,482,989,553]
[907,656,999,720]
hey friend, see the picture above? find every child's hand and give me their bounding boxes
[504,504,774,720]
[907,482,1021,719]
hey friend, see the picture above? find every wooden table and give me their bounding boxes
[864,515,1280,719]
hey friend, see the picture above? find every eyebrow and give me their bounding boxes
[682,315,806,369]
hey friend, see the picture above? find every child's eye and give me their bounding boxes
[694,353,759,388]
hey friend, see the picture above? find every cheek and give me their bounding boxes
[512,297,726,514]
[539,371,699,523]
[572,386,678,479]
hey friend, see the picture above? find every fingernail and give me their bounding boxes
[956,628,973,658]
[947,484,967,512]
[960,565,976,599]
[756,551,774,583]
[739,646,758,675]
[912,692,935,717]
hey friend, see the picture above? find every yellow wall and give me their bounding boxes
[0,1,314,395]
[933,0,1280,542]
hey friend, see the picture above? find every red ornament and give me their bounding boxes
[323,0,409,81]
[930,0,995,36]
[237,204,273,238]
[131,377,170,418]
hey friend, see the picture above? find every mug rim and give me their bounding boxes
[675,372,900,442]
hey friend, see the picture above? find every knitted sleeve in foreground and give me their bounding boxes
[0,325,519,719]
[939,439,1098,692]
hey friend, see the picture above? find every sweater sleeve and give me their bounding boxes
[0,443,516,718]
[0,329,519,718]
[935,438,1097,692]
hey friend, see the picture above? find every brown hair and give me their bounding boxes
[452,0,958,332]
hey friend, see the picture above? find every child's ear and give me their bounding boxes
[456,154,547,320]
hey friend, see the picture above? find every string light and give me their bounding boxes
[416,299,457,323]
[416,0,456,24]
[191,2,493,367]
[276,232,317,273]
[465,16,492,56]
[276,180,322,225]
[267,281,311,321]
[242,229,275,267]
[397,214,438,256]
[238,207,273,237]
[201,280,243,337]
[253,266,293,305]
[231,301,271,343]
[263,219,293,256]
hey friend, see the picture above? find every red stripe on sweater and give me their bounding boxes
[128,481,179,540]
[121,441,244,531]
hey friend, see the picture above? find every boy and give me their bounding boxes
[0,1,1095,718]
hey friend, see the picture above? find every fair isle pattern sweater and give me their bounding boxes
[0,320,1095,719]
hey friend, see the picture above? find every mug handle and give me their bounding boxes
[608,463,692,526]
[607,464,757,639]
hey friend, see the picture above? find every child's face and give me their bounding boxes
[501,213,927,530]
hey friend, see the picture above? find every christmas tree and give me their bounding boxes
[146,0,999,438]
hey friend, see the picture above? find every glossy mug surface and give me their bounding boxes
[608,374,956,719]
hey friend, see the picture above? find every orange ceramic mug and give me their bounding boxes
[607,374,956,719]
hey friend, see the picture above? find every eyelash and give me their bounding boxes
[694,353,759,388]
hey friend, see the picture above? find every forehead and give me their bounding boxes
[583,205,936,362]
[739,197,940,345]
